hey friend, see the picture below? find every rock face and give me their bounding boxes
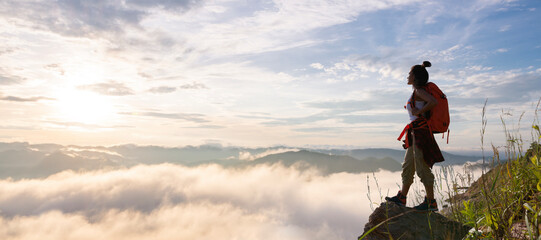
[359,202,470,240]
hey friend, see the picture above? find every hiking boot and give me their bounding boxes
[385,191,407,206]
[414,197,438,211]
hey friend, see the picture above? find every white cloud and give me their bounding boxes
[0,0,201,38]
[422,44,470,63]
[0,68,26,85]
[148,86,177,93]
[0,164,366,239]
[499,24,511,32]
[311,55,407,83]
[119,111,209,123]
[466,65,493,71]
[239,148,300,161]
[179,81,209,90]
[78,81,135,96]
[0,95,54,102]
[170,0,423,57]
[0,162,482,240]
[311,63,324,70]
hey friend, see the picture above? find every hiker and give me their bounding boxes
[386,61,445,211]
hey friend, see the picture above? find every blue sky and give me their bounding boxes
[0,0,540,153]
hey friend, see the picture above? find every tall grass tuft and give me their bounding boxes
[443,99,541,239]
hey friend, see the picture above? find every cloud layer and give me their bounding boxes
[0,0,200,37]
[0,0,539,150]
[0,164,366,239]
[0,161,482,240]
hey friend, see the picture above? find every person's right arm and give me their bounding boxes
[412,88,437,117]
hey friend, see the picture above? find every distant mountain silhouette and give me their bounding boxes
[0,142,483,179]
[313,148,482,165]
[248,150,401,174]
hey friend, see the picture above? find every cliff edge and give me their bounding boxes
[359,202,470,240]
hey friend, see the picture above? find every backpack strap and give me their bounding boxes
[408,92,416,110]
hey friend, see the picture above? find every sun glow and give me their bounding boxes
[54,89,116,125]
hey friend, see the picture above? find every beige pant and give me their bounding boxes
[401,143,435,186]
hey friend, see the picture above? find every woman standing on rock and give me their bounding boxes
[385,61,444,211]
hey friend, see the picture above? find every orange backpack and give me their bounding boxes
[423,82,450,138]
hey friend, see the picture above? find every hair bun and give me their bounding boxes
[422,61,432,67]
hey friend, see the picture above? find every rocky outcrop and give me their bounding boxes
[359,202,470,240]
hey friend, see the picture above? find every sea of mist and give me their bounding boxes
[0,158,484,240]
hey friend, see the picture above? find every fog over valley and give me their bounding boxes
[0,142,484,239]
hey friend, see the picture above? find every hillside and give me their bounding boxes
[0,142,482,179]
[439,143,541,239]
[249,150,401,174]
[314,148,482,165]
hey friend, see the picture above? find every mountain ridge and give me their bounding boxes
[0,142,482,179]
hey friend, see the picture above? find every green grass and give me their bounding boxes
[444,142,541,239]
[442,100,541,239]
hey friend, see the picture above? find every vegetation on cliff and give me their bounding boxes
[443,103,541,239]
[443,143,541,239]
